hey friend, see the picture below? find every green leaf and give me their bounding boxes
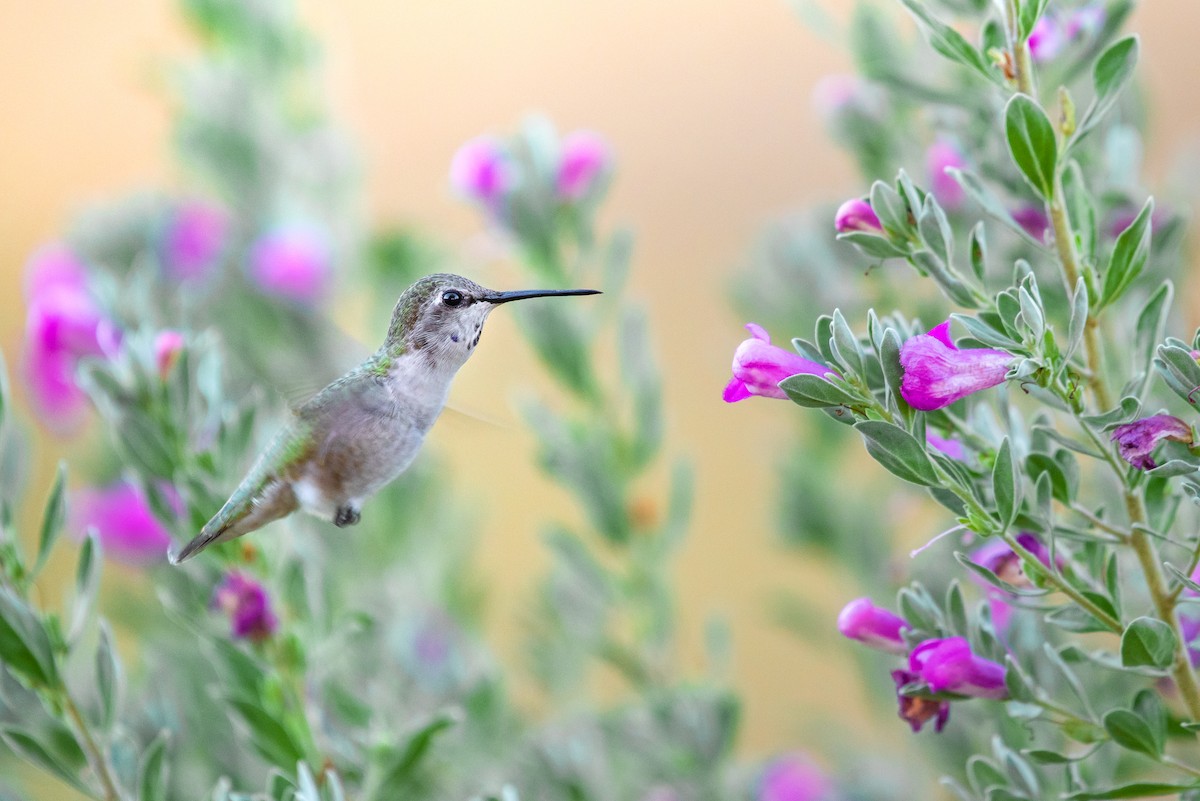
[1005,94,1058,200]
[1018,0,1050,38]
[1133,282,1173,383]
[0,726,90,794]
[898,0,998,83]
[95,622,120,730]
[1066,783,1200,800]
[33,462,67,577]
[0,587,57,686]
[138,731,170,801]
[992,438,1020,532]
[228,698,305,767]
[1064,278,1088,363]
[854,421,939,487]
[1100,197,1153,308]
[968,223,987,281]
[946,168,1045,248]
[1120,616,1177,669]
[1103,708,1162,756]
[363,712,457,801]
[836,231,909,259]
[1024,749,1076,765]
[830,309,864,378]
[1073,36,1140,144]
[779,374,857,409]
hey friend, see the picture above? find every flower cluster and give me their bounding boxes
[212,572,278,641]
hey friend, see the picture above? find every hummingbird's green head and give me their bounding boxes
[384,273,599,365]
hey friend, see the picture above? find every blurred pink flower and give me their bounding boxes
[1107,205,1168,239]
[22,244,118,431]
[927,432,967,461]
[1028,15,1066,62]
[1066,5,1106,39]
[557,130,611,200]
[154,330,185,379]
[162,200,229,281]
[450,135,516,209]
[970,533,1054,631]
[70,480,172,565]
[724,323,834,403]
[758,754,833,801]
[837,597,910,654]
[213,573,278,641]
[925,139,967,211]
[899,320,1012,411]
[1011,204,1050,242]
[248,223,332,304]
[811,74,862,119]
[834,198,882,234]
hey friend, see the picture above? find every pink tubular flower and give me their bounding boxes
[154,330,185,379]
[837,598,910,654]
[892,669,950,733]
[161,200,229,281]
[899,320,1012,411]
[248,223,332,304]
[834,198,882,234]
[22,244,118,431]
[1011,203,1050,243]
[757,754,833,801]
[909,637,1008,699]
[212,573,278,641]
[449,135,516,209]
[1111,414,1194,471]
[724,323,834,403]
[69,481,173,565]
[927,432,967,461]
[1028,15,1066,63]
[556,130,610,200]
[925,139,967,211]
[970,533,1055,631]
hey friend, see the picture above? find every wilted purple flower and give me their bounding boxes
[927,432,967,461]
[899,320,1012,411]
[891,669,950,733]
[161,200,229,281]
[212,573,278,641]
[69,481,172,565]
[23,244,118,431]
[1028,15,1066,62]
[556,130,610,200]
[450,135,516,209]
[1011,204,1050,243]
[248,223,332,304]
[837,597,910,654]
[834,198,882,234]
[758,753,833,801]
[1066,5,1106,39]
[909,637,1008,699]
[925,139,967,211]
[970,533,1055,631]
[724,323,834,403]
[154,330,185,379]
[1111,414,1194,470]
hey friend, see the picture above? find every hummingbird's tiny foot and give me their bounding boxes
[334,505,361,528]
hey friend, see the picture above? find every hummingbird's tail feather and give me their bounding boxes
[169,480,298,564]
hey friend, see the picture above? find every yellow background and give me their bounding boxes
[3,0,1200,783]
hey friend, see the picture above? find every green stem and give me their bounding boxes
[1000,530,1122,633]
[1005,0,1035,97]
[61,690,124,801]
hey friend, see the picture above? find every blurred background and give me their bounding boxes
[3,0,1200,766]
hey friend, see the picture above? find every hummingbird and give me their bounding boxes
[169,273,599,564]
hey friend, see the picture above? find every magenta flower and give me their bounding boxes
[154,330,185,379]
[69,481,173,565]
[556,130,610,200]
[970,533,1054,631]
[1028,15,1066,63]
[724,323,834,403]
[212,573,278,641]
[450,135,516,210]
[909,637,1008,699]
[1066,6,1105,39]
[757,754,833,801]
[834,198,882,234]
[892,669,950,733]
[248,223,332,304]
[22,244,118,431]
[1111,414,1194,471]
[927,432,967,461]
[1011,203,1050,243]
[161,200,229,281]
[925,139,967,211]
[899,320,1012,411]
[837,597,910,654]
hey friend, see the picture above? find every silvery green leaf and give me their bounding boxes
[1065,278,1088,363]
[0,727,89,794]
[836,231,909,259]
[1100,197,1153,308]
[33,461,67,578]
[898,0,999,83]
[1005,95,1058,200]
[0,588,57,686]
[1121,617,1176,669]
[1145,459,1199,478]
[95,622,120,730]
[966,755,1007,797]
[1132,282,1173,390]
[1017,285,1044,342]
[1103,709,1161,757]
[1018,0,1050,38]
[968,222,987,282]
[992,438,1019,532]
[947,168,1045,247]
[917,194,953,269]
[1079,396,1141,430]
[1065,782,1200,800]
[951,313,1019,349]
[138,731,169,801]
[1072,36,1140,146]
[780,374,857,409]
[830,309,864,378]
[855,421,939,486]
[1061,161,1097,263]
[869,180,909,236]
[1154,343,1200,407]
[227,697,305,768]
[297,762,320,801]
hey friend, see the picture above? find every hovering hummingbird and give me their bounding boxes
[170,273,599,563]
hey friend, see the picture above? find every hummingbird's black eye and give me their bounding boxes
[442,290,464,307]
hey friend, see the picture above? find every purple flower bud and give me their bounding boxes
[757,754,833,801]
[891,669,950,733]
[724,323,835,403]
[834,198,882,234]
[1028,15,1066,63]
[556,130,610,200]
[1111,414,1194,471]
[69,481,173,565]
[837,597,910,654]
[1010,203,1050,243]
[925,139,967,211]
[248,223,333,304]
[970,533,1055,632]
[1066,6,1106,40]
[899,321,1012,411]
[927,432,967,461]
[450,135,517,209]
[909,637,1008,699]
[154,330,185,379]
[22,244,119,431]
[212,573,278,641]
[161,200,229,281]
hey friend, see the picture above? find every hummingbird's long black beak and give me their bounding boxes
[483,288,601,304]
